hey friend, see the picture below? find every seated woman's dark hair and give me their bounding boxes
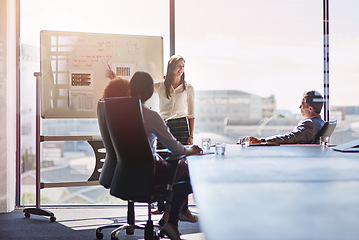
[129,71,154,102]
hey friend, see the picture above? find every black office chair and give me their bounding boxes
[96,100,140,238]
[96,97,189,240]
[313,120,337,144]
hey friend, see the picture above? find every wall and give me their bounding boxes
[0,0,17,213]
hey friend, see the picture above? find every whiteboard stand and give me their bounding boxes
[23,72,56,222]
[23,72,102,222]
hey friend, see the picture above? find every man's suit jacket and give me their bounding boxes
[265,115,325,144]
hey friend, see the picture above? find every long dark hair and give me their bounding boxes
[164,55,186,99]
[129,71,154,102]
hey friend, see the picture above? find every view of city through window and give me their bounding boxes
[20,0,359,206]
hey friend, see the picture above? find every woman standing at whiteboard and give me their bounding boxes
[154,55,195,149]
[153,55,198,224]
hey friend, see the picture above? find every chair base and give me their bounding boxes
[23,207,56,222]
[96,222,145,239]
[95,201,161,240]
[96,220,161,240]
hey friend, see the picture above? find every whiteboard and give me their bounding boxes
[40,30,163,118]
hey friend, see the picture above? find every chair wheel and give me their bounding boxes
[50,216,56,222]
[126,226,134,235]
[24,213,30,218]
[111,231,119,240]
[96,231,104,239]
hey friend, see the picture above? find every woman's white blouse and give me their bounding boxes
[154,82,195,120]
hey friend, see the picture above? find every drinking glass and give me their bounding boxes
[202,138,211,151]
[215,142,226,155]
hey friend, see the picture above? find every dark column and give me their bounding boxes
[170,0,175,56]
[323,0,329,121]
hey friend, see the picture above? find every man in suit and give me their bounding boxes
[245,90,326,144]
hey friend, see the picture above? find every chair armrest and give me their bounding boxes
[156,148,171,158]
[164,154,186,163]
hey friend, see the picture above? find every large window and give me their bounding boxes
[20,0,169,206]
[175,0,359,145]
[20,0,359,206]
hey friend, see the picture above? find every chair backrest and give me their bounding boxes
[97,100,117,188]
[105,97,155,201]
[313,122,329,144]
[313,120,337,144]
[322,120,337,138]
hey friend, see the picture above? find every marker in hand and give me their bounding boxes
[107,63,116,79]
[107,63,112,72]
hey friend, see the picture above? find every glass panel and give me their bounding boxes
[176,0,359,146]
[20,0,168,206]
[330,0,359,144]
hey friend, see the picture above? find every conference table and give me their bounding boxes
[187,144,359,240]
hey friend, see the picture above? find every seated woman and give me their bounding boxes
[102,73,202,240]
[129,71,202,240]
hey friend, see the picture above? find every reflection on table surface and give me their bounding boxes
[187,144,359,240]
